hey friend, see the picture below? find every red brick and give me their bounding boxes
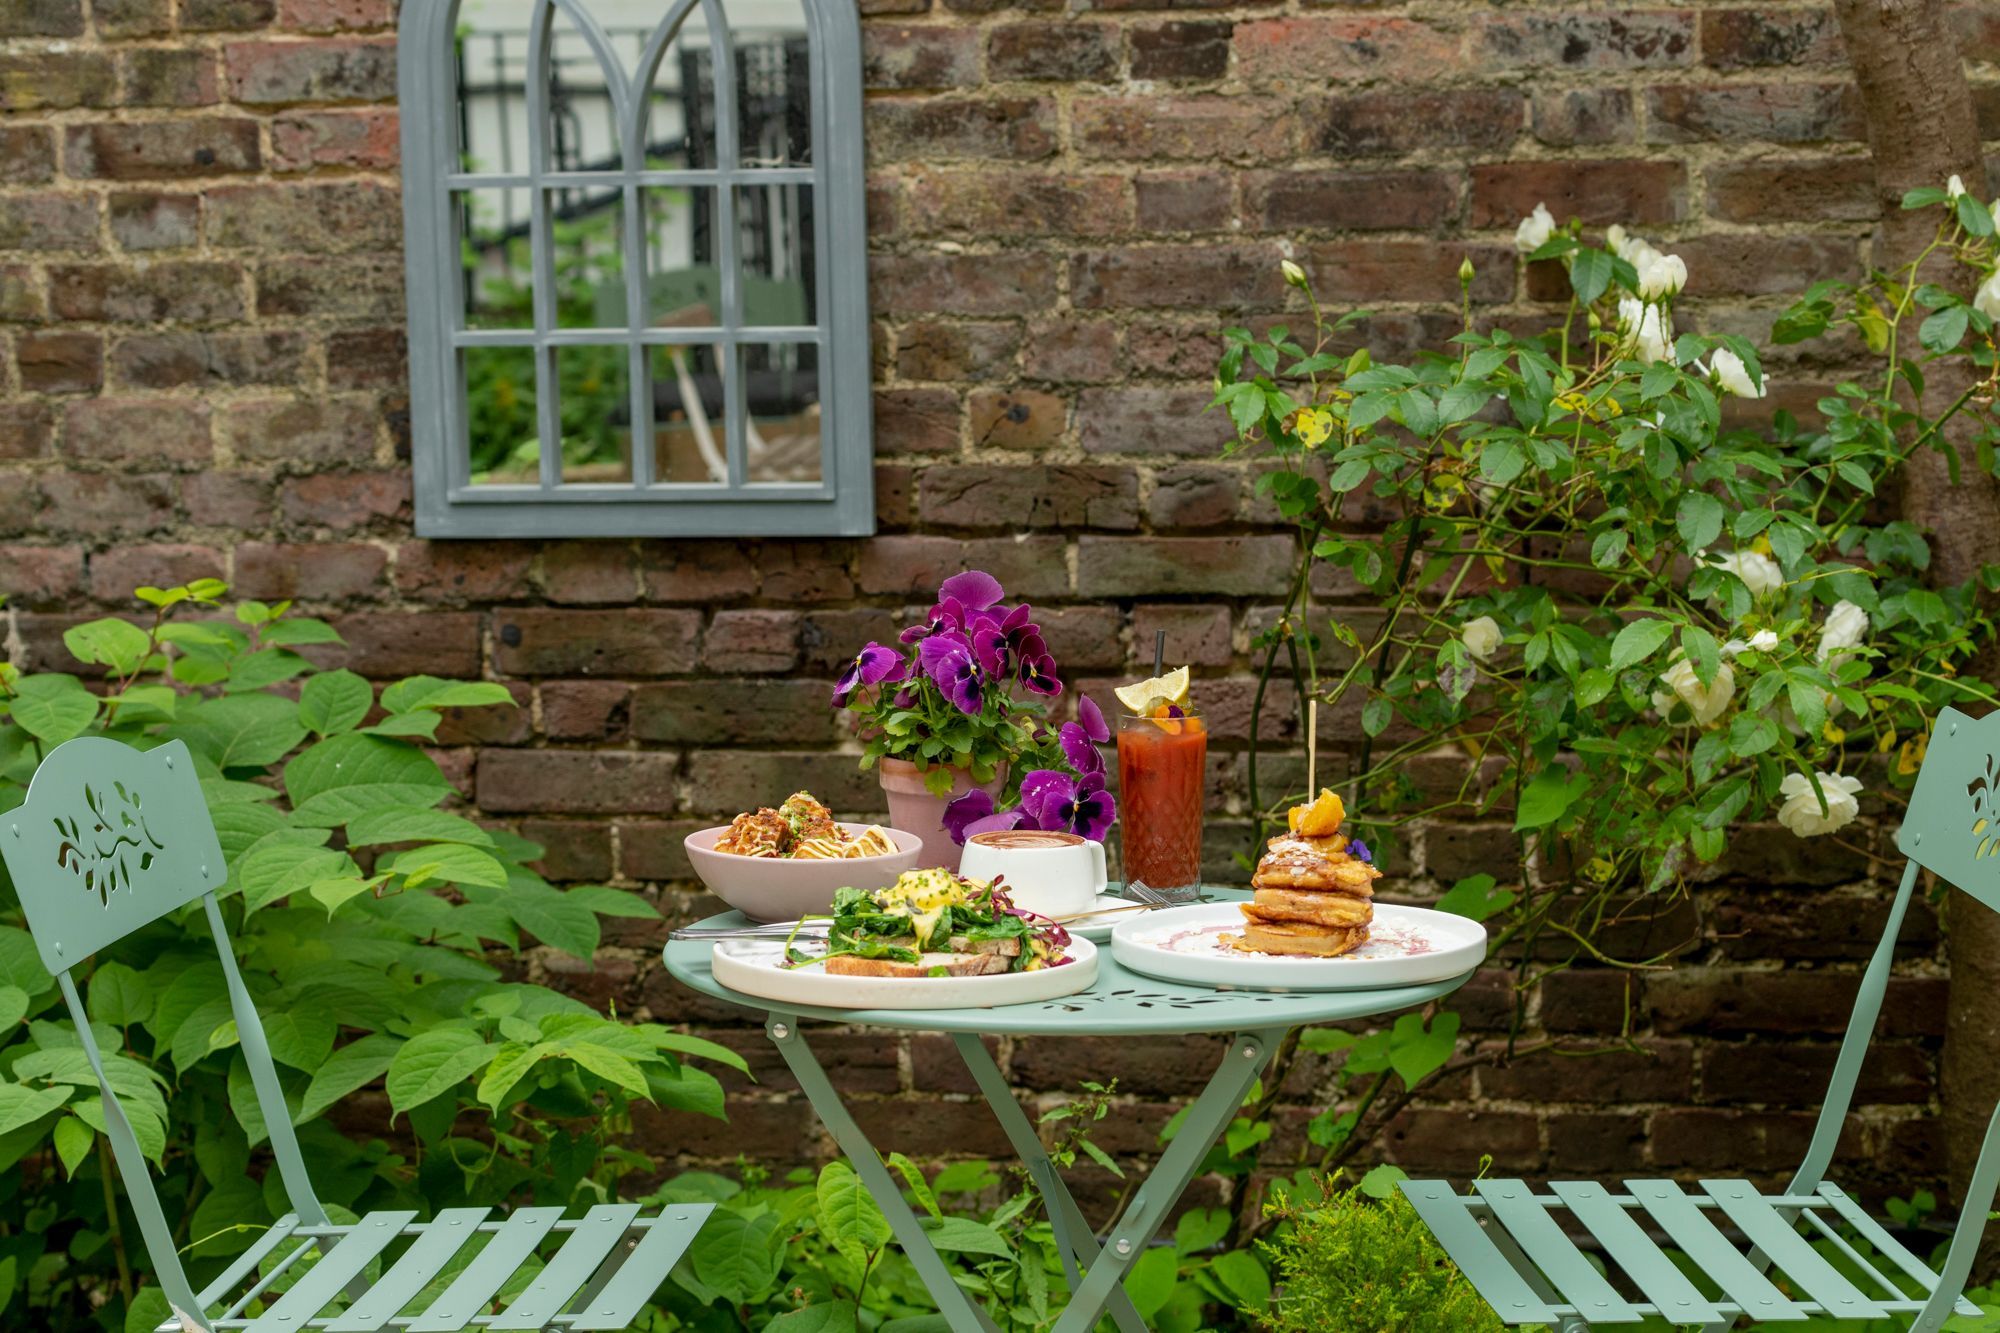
[615,819,707,880]
[0,268,43,324]
[275,0,395,31]
[1021,318,1120,382]
[1073,95,1294,162]
[17,331,102,395]
[1701,1041,1931,1107]
[302,611,479,678]
[108,330,308,390]
[224,37,397,104]
[1128,21,1231,80]
[0,194,102,253]
[1707,156,1876,223]
[1075,386,1236,455]
[1131,604,1231,667]
[630,680,838,745]
[1671,234,1859,298]
[1234,16,1458,82]
[108,192,200,251]
[1644,82,1864,144]
[920,464,1139,530]
[517,819,611,881]
[183,471,275,527]
[95,0,173,37]
[0,52,117,112]
[0,0,84,37]
[1134,170,1233,233]
[326,329,405,390]
[0,546,84,608]
[540,680,631,741]
[206,181,401,252]
[220,397,378,465]
[1070,243,1287,310]
[865,95,1057,162]
[760,542,862,604]
[494,608,700,677]
[271,107,399,170]
[874,388,962,453]
[38,473,176,536]
[892,319,1020,382]
[906,170,1131,238]
[1146,464,1238,528]
[183,0,274,29]
[863,25,980,89]
[255,255,405,318]
[1076,535,1293,596]
[967,386,1066,449]
[854,535,1068,598]
[64,397,209,467]
[1248,168,1457,232]
[700,609,802,673]
[537,541,636,604]
[0,126,56,184]
[280,469,410,528]
[1651,1108,1827,1172]
[987,22,1118,80]
[477,749,680,815]
[1300,240,1514,304]
[121,48,221,106]
[1469,160,1688,228]
[1531,88,1639,146]
[234,540,387,600]
[798,608,899,675]
[870,252,1058,316]
[64,119,260,179]
[1380,1108,1541,1174]
[1034,605,1125,670]
[640,543,758,601]
[393,540,533,603]
[50,262,245,324]
[1474,10,1696,69]
[1701,7,1844,69]
[88,544,225,602]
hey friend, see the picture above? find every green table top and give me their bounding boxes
[661,888,1476,1037]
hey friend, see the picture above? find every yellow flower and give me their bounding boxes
[1897,736,1927,775]
[1822,722,1845,744]
[1293,407,1334,447]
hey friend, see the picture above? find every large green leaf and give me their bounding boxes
[0,1083,72,1136]
[380,676,517,714]
[298,670,373,738]
[85,963,149,1027]
[291,783,451,827]
[298,1033,400,1124]
[0,928,51,997]
[1122,1245,1179,1320]
[490,877,599,959]
[211,800,291,861]
[9,675,99,745]
[168,693,307,770]
[262,1007,337,1071]
[347,808,495,849]
[385,1028,496,1113]
[816,1159,892,1271]
[1208,1249,1271,1312]
[918,1216,1010,1257]
[689,1209,784,1306]
[1514,767,1590,832]
[767,1303,858,1333]
[238,844,355,914]
[1608,618,1675,671]
[63,618,152,674]
[381,843,508,890]
[285,733,448,808]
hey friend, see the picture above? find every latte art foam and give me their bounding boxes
[969,830,1085,850]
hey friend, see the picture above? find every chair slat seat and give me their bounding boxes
[567,1204,714,1331]
[1700,1179,1887,1320]
[405,1206,567,1332]
[244,1211,419,1333]
[1548,1181,1721,1327]
[487,1203,642,1330]
[1400,1180,1562,1325]
[1814,1184,1983,1318]
[1627,1178,1809,1321]
[321,1208,493,1332]
[1473,1180,1642,1324]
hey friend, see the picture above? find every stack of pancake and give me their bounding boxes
[1230,789,1379,957]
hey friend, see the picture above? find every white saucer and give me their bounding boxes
[1042,893,1145,943]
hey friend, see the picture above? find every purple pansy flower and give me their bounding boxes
[1058,721,1104,775]
[1348,838,1373,864]
[1077,695,1109,743]
[938,570,1004,613]
[967,612,1012,677]
[831,642,907,707]
[918,633,985,715]
[1020,770,1117,841]
[1014,631,1061,697]
[943,788,1035,844]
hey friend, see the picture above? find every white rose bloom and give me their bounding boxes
[1722,629,1780,656]
[1635,249,1688,299]
[1709,549,1783,598]
[1282,259,1307,287]
[1815,599,1869,665]
[1461,615,1503,662]
[1777,770,1864,838]
[1617,297,1675,364]
[1652,656,1735,726]
[1976,271,2000,321]
[1515,202,1556,254]
[1605,224,1631,259]
[1949,174,1968,198]
[1712,348,1765,398]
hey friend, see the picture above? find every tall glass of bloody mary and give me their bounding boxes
[1116,709,1207,890]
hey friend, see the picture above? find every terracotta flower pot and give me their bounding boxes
[877,757,1006,873]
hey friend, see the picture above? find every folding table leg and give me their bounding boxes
[1046,1028,1287,1333]
[949,1033,1149,1333]
[764,1014,1002,1333]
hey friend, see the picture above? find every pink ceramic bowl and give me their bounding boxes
[683,822,925,923]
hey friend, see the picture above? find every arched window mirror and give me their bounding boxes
[397,0,873,537]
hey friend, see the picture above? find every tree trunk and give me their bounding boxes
[1832,0,2000,1253]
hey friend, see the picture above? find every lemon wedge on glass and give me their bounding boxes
[1114,665,1191,716]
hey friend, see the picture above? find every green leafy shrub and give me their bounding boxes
[0,582,740,1331]
[1257,1175,1509,1333]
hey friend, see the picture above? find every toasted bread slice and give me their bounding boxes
[1242,889,1372,928]
[1227,920,1370,958]
[825,952,1013,978]
[948,935,1022,957]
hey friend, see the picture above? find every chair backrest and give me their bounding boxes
[0,736,329,1326]
[1789,704,1993,1198]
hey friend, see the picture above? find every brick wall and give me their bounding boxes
[0,0,1983,1205]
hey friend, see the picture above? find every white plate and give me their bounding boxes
[711,936,1098,1010]
[1047,894,1145,944]
[1111,902,1485,991]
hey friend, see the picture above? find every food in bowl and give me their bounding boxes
[785,870,1072,978]
[1225,788,1381,958]
[715,791,896,860]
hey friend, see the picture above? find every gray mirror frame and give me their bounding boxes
[397,0,875,539]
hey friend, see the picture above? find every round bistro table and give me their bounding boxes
[662,890,1476,1333]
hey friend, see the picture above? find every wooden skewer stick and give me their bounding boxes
[1307,698,1319,797]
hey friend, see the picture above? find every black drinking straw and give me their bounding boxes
[1152,629,1166,680]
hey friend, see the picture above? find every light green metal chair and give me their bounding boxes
[0,737,711,1332]
[1402,705,2000,1330]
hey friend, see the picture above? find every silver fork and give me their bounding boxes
[1123,880,1206,906]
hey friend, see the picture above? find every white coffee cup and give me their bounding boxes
[960,830,1107,919]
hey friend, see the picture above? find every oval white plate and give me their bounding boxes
[1044,893,1143,944]
[1111,902,1485,991]
[711,936,1098,1010]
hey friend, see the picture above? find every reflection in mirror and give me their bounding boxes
[545,1,626,175]
[464,346,540,485]
[453,0,534,174]
[737,182,813,327]
[649,342,728,484]
[555,345,633,483]
[731,0,812,168]
[456,189,534,330]
[744,341,820,483]
[642,186,720,328]
[641,2,716,170]
[547,189,628,330]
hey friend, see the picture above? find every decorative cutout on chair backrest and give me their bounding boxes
[1899,707,2000,913]
[0,738,225,976]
